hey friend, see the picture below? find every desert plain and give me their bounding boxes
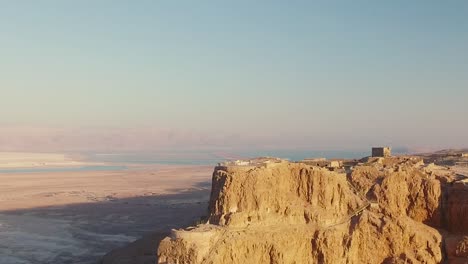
[0,153,213,264]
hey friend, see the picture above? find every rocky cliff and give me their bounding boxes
[158,157,468,264]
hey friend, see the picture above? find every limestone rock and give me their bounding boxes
[208,162,365,228]
[158,157,468,264]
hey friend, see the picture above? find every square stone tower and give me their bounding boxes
[372,147,391,157]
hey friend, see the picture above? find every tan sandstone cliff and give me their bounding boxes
[158,157,468,264]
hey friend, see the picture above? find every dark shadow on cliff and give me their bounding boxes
[0,181,211,264]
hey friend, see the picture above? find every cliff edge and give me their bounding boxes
[158,156,468,264]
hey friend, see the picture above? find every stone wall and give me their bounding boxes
[372,147,391,157]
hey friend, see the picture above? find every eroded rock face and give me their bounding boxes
[158,157,468,264]
[208,163,365,228]
[447,180,468,233]
[312,212,443,264]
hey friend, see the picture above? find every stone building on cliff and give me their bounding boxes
[372,147,391,157]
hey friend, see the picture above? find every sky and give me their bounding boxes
[1,1,467,152]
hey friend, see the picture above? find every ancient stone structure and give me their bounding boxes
[300,158,343,169]
[372,147,391,157]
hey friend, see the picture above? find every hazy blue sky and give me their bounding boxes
[1,1,467,151]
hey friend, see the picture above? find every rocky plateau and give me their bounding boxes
[157,154,468,264]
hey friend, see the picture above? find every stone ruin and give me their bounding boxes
[372,147,391,157]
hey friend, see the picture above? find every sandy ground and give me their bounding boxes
[0,165,212,210]
[0,165,213,264]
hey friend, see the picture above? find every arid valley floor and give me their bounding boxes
[0,158,213,264]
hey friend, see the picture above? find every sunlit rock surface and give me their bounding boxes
[158,156,468,264]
